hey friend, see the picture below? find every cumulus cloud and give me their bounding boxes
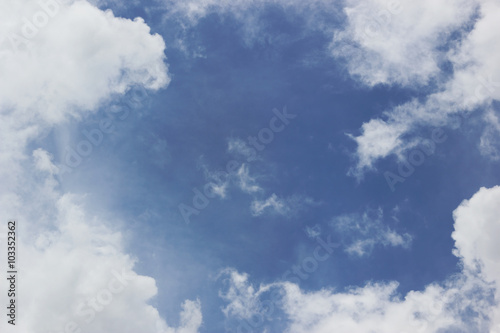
[0,1,200,332]
[332,208,412,257]
[453,185,500,331]
[160,0,500,175]
[220,186,500,332]
[332,0,477,87]
[0,0,169,124]
[0,151,202,333]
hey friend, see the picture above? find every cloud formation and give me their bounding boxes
[338,0,500,174]
[0,1,199,332]
[220,186,500,332]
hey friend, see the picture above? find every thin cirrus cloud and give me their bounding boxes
[195,138,318,218]
[332,208,412,257]
[0,149,202,333]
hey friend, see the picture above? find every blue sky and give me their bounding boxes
[1,0,500,332]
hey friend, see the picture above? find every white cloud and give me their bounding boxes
[340,0,500,174]
[219,269,274,320]
[452,185,500,331]
[227,138,260,162]
[220,267,492,333]
[0,0,169,124]
[164,0,336,25]
[305,224,322,239]
[250,194,317,217]
[332,0,477,87]
[250,193,288,216]
[347,116,412,176]
[333,208,412,256]
[236,164,262,194]
[479,109,500,160]
[0,151,202,333]
[161,0,500,174]
[220,186,500,332]
[0,1,200,332]
[250,193,323,217]
[198,160,231,199]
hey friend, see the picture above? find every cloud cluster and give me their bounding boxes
[220,186,500,332]
[453,185,500,330]
[337,0,500,174]
[190,136,317,219]
[0,1,199,332]
[332,0,477,87]
[0,149,203,333]
[0,0,169,123]
[161,0,500,174]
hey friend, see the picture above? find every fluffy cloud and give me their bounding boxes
[332,0,477,86]
[220,186,500,332]
[0,0,168,123]
[0,151,202,333]
[160,0,500,174]
[0,1,200,332]
[453,186,500,331]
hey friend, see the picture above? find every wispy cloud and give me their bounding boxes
[236,164,262,194]
[251,194,320,217]
[332,208,412,256]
